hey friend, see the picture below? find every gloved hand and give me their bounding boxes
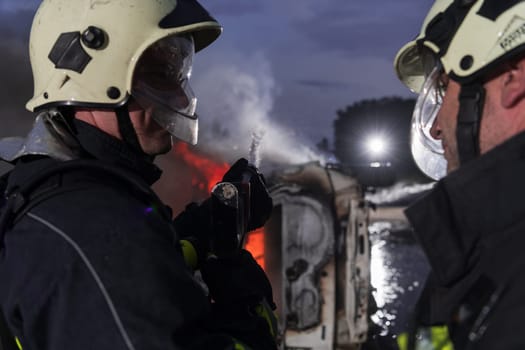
[173,200,212,268]
[201,249,278,349]
[201,249,275,309]
[174,158,273,267]
[221,158,273,231]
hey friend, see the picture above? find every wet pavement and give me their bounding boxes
[364,183,433,348]
[369,220,430,340]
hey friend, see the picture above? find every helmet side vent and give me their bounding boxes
[48,32,92,73]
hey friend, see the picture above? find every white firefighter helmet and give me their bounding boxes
[394,0,525,180]
[26,0,222,145]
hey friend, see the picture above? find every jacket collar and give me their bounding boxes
[0,111,162,186]
[0,111,81,162]
[71,119,162,185]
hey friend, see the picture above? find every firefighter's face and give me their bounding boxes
[74,105,171,156]
[428,67,514,174]
[476,68,515,157]
[131,35,199,145]
[128,100,173,155]
[429,75,461,174]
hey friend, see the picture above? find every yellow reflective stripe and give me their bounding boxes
[15,336,22,350]
[396,326,454,350]
[430,326,454,350]
[234,343,246,350]
[231,337,250,350]
[396,332,408,350]
[180,240,198,270]
[254,299,278,338]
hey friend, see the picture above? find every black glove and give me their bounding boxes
[221,158,273,231]
[173,200,212,267]
[201,249,275,309]
[201,250,278,349]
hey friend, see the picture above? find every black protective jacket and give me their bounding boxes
[0,116,273,350]
[405,131,525,349]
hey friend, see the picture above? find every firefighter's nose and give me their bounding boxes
[429,114,442,140]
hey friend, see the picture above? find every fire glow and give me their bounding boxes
[172,142,230,192]
[245,228,265,270]
[171,142,267,270]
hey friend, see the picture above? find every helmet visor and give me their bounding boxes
[411,65,447,180]
[131,35,199,144]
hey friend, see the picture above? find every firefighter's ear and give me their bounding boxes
[501,57,525,109]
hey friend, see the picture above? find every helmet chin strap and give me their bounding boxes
[115,104,146,156]
[456,83,485,164]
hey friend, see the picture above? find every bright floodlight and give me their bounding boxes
[366,136,387,157]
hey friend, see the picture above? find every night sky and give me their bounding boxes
[0,0,433,165]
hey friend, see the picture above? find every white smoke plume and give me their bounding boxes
[249,130,264,168]
[192,50,327,170]
[365,181,435,204]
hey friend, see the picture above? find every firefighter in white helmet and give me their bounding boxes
[395,0,525,348]
[0,1,276,349]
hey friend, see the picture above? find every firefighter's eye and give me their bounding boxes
[436,74,449,99]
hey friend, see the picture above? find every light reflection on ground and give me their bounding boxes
[368,220,430,340]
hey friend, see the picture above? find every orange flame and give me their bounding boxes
[172,143,230,193]
[245,228,265,270]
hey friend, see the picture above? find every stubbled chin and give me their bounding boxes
[157,138,173,155]
[142,134,172,156]
[145,144,172,156]
[155,146,172,156]
[446,159,459,174]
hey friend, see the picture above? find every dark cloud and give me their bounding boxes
[0,40,35,137]
[290,1,431,59]
[298,19,413,59]
[0,9,33,41]
[295,79,351,89]
[0,10,35,137]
